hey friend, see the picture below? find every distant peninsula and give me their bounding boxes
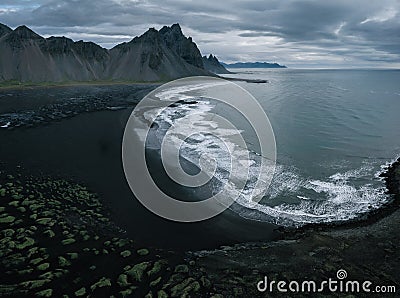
[221,62,287,68]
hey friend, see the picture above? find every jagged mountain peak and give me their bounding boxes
[43,36,75,54]
[47,36,74,42]
[128,27,162,45]
[171,23,182,30]
[143,27,159,34]
[202,54,230,74]
[12,25,43,40]
[204,54,221,63]
[206,54,219,62]
[111,27,162,52]
[3,25,44,50]
[42,37,108,61]
[74,40,106,49]
[159,24,186,42]
[139,27,160,39]
[46,36,74,45]
[0,22,211,82]
[159,24,204,69]
[0,23,11,29]
[0,23,12,38]
[160,23,182,34]
[73,40,109,61]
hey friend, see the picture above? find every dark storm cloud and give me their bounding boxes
[0,0,399,67]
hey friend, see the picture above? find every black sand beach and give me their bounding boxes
[0,100,280,249]
[0,84,282,249]
[1,85,399,297]
[189,158,400,297]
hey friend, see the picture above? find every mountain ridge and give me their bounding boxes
[0,23,12,38]
[0,23,212,83]
[221,61,287,68]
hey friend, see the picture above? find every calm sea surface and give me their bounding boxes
[221,69,400,225]
[1,69,399,248]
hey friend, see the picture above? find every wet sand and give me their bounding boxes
[0,106,280,250]
[189,158,400,297]
[1,85,399,296]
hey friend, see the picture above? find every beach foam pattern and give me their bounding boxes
[122,76,276,222]
[124,77,391,225]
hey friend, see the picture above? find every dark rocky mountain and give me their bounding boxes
[221,61,287,68]
[159,24,204,69]
[107,26,208,81]
[202,54,231,74]
[4,25,45,49]
[0,23,12,38]
[0,23,211,83]
[0,25,110,82]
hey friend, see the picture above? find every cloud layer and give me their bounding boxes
[1,0,399,67]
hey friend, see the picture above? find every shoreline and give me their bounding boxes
[0,75,268,91]
[0,107,281,250]
[188,157,400,296]
[219,76,268,83]
[0,80,162,91]
[275,157,400,238]
[1,152,399,296]
[1,79,399,295]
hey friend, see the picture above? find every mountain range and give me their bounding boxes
[0,23,230,83]
[221,62,287,68]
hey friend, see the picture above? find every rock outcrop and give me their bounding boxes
[107,26,209,82]
[0,23,211,83]
[159,24,204,69]
[202,54,231,74]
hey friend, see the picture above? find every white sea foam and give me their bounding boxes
[329,165,373,181]
[232,164,387,226]
[154,81,227,102]
[0,122,11,128]
[375,153,400,181]
[297,196,311,200]
[149,81,391,227]
[264,165,303,199]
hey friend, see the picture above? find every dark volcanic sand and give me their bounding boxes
[0,84,157,129]
[0,86,279,250]
[1,85,399,297]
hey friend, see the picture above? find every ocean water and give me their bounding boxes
[1,70,399,248]
[146,69,400,227]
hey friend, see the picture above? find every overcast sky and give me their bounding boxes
[0,0,399,68]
